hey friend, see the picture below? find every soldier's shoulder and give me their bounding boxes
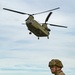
[58,71,65,75]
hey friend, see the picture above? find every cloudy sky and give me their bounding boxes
[0,0,75,75]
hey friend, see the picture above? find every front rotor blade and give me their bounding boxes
[45,12,52,23]
[32,7,60,15]
[3,8,29,15]
[49,24,67,28]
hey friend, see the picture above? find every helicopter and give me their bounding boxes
[3,7,67,39]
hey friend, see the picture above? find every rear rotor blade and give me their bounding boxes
[45,12,52,23]
[48,24,67,28]
[32,7,60,15]
[3,8,29,15]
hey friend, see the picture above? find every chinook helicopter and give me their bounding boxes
[3,7,67,39]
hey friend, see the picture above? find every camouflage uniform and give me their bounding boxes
[56,70,65,75]
[48,59,65,75]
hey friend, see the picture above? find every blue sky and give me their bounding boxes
[0,0,75,75]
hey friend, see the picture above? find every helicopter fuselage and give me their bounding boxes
[26,15,50,38]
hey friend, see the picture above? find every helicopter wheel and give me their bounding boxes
[47,36,49,39]
[29,32,32,34]
[38,37,39,39]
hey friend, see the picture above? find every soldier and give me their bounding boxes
[48,59,65,75]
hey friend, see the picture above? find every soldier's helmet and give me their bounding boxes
[48,59,63,68]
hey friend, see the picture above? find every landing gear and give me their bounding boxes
[38,37,39,40]
[29,32,32,34]
[47,36,49,39]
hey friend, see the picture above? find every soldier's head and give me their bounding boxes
[48,59,63,74]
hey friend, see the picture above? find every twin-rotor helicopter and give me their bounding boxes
[3,7,67,39]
